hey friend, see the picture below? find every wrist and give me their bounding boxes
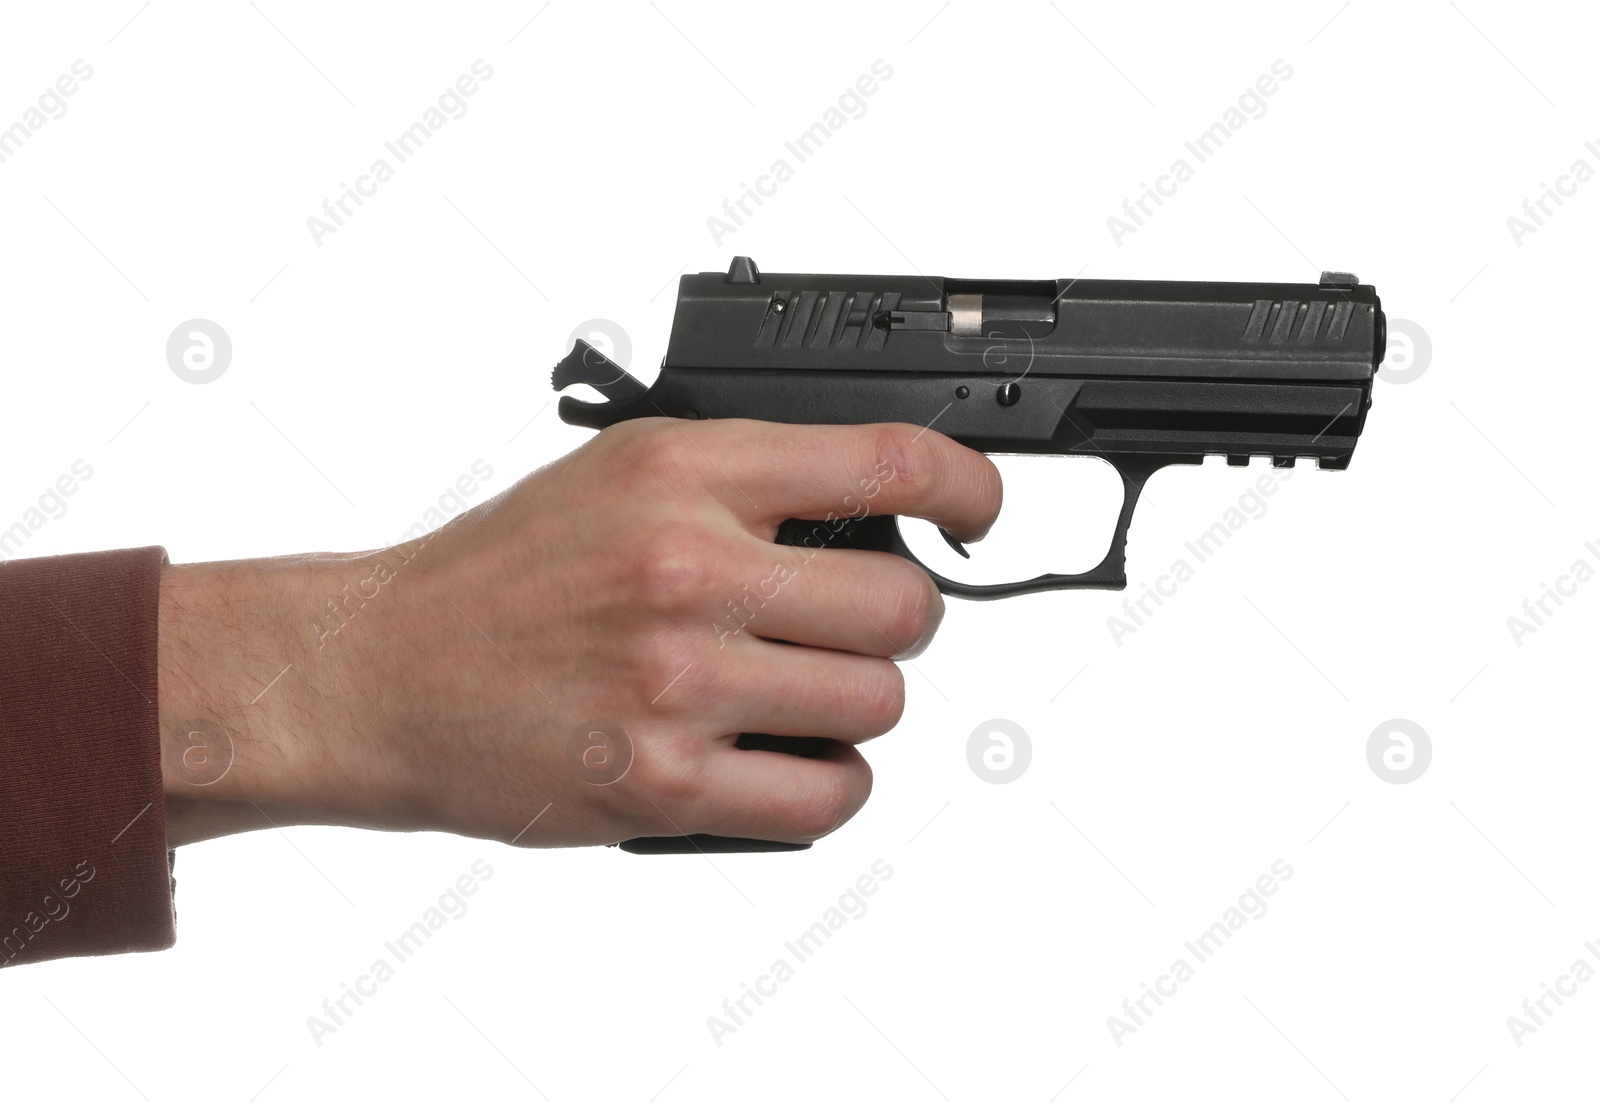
[155,554,377,842]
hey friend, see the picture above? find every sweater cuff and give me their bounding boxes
[0,546,176,967]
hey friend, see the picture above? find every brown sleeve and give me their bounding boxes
[0,546,176,968]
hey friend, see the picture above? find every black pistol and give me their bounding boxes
[554,256,1384,854]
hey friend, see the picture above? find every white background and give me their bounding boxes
[2,2,1596,1101]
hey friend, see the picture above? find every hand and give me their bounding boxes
[157,419,1002,848]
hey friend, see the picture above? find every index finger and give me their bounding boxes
[690,420,1004,543]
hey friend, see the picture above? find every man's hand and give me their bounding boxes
[156,420,1002,849]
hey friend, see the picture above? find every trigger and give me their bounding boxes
[938,527,971,560]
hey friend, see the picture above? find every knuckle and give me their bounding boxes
[625,419,703,487]
[856,659,906,736]
[974,454,1004,526]
[791,770,851,839]
[874,424,933,500]
[632,737,706,810]
[879,561,939,650]
[628,522,723,614]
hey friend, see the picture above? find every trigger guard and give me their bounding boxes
[876,515,1128,600]
[774,455,1171,601]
